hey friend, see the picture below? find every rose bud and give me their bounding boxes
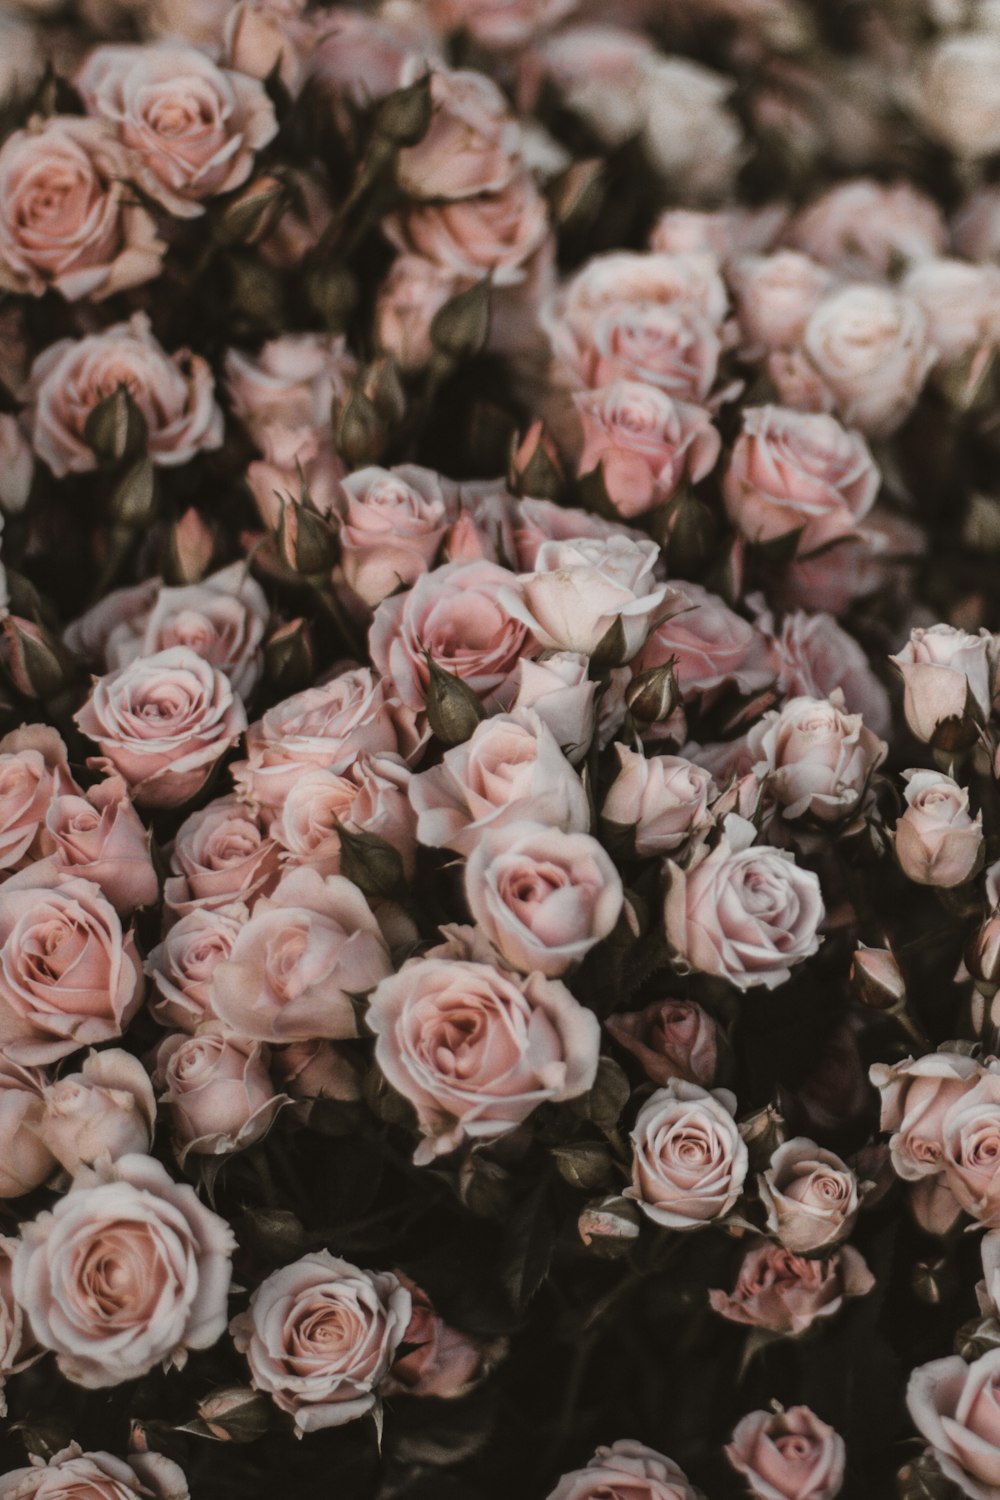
[709,1239,875,1338]
[38,1049,155,1175]
[851,944,906,1011]
[577,1195,643,1258]
[602,746,714,856]
[545,1440,700,1500]
[1,616,77,702]
[759,1138,859,1254]
[197,1385,271,1443]
[383,1272,505,1400]
[625,661,681,728]
[890,623,991,749]
[154,1028,286,1163]
[376,255,462,372]
[895,769,983,888]
[0,1055,55,1198]
[625,1081,748,1230]
[44,776,158,916]
[510,419,563,501]
[726,1406,846,1500]
[605,999,719,1088]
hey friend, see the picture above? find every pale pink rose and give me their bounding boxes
[918,33,1000,159]
[767,347,837,417]
[431,0,577,49]
[225,334,357,469]
[233,668,422,815]
[895,769,983,888]
[791,179,946,278]
[442,477,520,566]
[870,1051,984,1183]
[545,1439,699,1500]
[408,710,589,855]
[625,1080,747,1229]
[943,1072,1000,1226]
[397,68,521,201]
[0,116,165,300]
[729,251,833,355]
[642,57,745,200]
[664,816,824,991]
[512,653,596,765]
[37,1048,155,1175]
[271,752,416,878]
[0,1055,55,1198]
[367,956,599,1163]
[44,775,158,915]
[154,1027,284,1161]
[0,414,33,515]
[383,1271,505,1400]
[337,465,449,607]
[801,283,934,436]
[0,1235,41,1415]
[464,820,623,976]
[513,496,639,571]
[606,998,718,1087]
[762,607,891,739]
[0,724,77,873]
[979,1230,1000,1319]
[145,903,248,1031]
[0,1445,190,1500]
[375,255,463,372]
[954,186,1000,261]
[0,870,143,1066]
[722,406,879,554]
[709,1239,874,1338]
[74,646,248,809]
[726,1406,845,1500]
[250,447,345,536]
[574,381,719,518]
[369,558,532,711]
[308,6,440,107]
[603,747,714,855]
[635,581,774,707]
[224,0,311,94]
[13,1151,235,1388]
[903,258,1000,373]
[910,1350,1000,1500]
[209,866,392,1042]
[64,579,161,668]
[747,692,886,823]
[759,1137,859,1253]
[271,1038,362,1105]
[75,43,277,218]
[383,170,551,288]
[230,1251,410,1433]
[28,314,223,478]
[165,795,280,915]
[891,622,992,745]
[650,204,787,260]
[550,249,728,340]
[500,534,671,663]
[525,26,655,149]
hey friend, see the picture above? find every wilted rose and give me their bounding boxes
[606,998,718,1088]
[709,1238,874,1337]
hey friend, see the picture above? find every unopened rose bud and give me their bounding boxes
[896,1451,958,1500]
[11,1419,74,1462]
[198,1386,271,1443]
[851,944,907,1010]
[84,384,147,467]
[216,176,287,247]
[335,389,382,469]
[110,457,157,531]
[738,1103,786,1171]
[377,73,433,146]
[459,1152,515,1218]
[954,1315,1000,1362]
[264,617,314,697]
[570,1056,631,1133]
[335,822,404,899]
[967,913,1000,988]
[589,614,630,673]
[656,490,717,577]
[911,1257,957,1307]
[424,652,486,745]
[363,357,406,427]
[239,1206,310,1261]
[549,158,605,231]
[167,507,215,584]
[626,660,680,725]
[278,497,338,577]
[509,420,563,501]
[578,1194,642,1257]
[551,1142,615,1192]
[305,262,358,332]
[430,278,492,363]
[0,616,76,701]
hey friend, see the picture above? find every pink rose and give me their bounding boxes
[0,116,165,300]
[726,1406,846,1500]
[0,870,143,1066]
[606,998,718,1087]
[224,333,357,469]
[908,1350,1000,1499]
[231,1251,410,1433]
[224,0,311,94]
[37,1048,155,1175]
[903,257,1000,369]
[512,652,596,765]
[602,746,714,855]
[308,6,439,107]
[384,171,551,288]
[383,1271,505,1400]
[430,0,578,50]
[762,607,891,740]
[154,1027,284,1161]
[128,569,268,701]
[272,1038,362,1106]
[512,496,639,570]
[870,1051,984,1182]
[574,381,720,517]
[942,1072,1000,1226]
[271,752,416,878]
[800,283,934,436]
[44,775,158,915]
[209,865,392,1042]
[369,558,533,711]
[13,1152,235,1388]
[367,956,600,1163]
[790,178,946,278]
[891,622,992,746]
[895,769,983,888]
[759,1137,859,1253]
[918,33,1000,159]
[464,820,623,976]
[747,692,886,823]
[664,816,824,991]
[545,1440,699,1500]
[526,27,655,149]
[0,724,77,873]
[642,57,745,199]
[396,68,521,201]
[337,465,449,608]
[625,1080,748,1229]
[145,903,248,1032]
[76,42,277,217]
[650,203,786,259]
[74,646,248,809]
[0,1234,41,1414]
[165,795,280,915]
[722,406,879,554]
[64,579,161,668]
[0,1055,55,1198]
[28,314,223,478]
[636,581,774,707]
[730,251,832,355]
[0,1445,190,1500]
[409,710,589,855]
[709,1239,875,1337]
[375,255,463,372]
[0,414,34,515]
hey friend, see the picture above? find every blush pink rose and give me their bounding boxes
[726,1406,846,1500]
[0,1234,41,1415]
[903,257,1000,369]
[642,57,745,199]
[512,496,639,570]
[759,1137,859,1253]
[747,692,886,823]
[606,998,719,1087]
[512,652,597,765]
[869,1051,984,1182]
[145,903,248,1032]
[224,333,358,469]
[383,1271,505,1400]
[722,406,879,554]
[729,251,832,355]
[0,724,78,873]
[37,1048,155,1175]
[574,381,720,517]
[74,646,248,809]
[28,313,223,478]
[635,581,774,707]
[0,870,143,1066]
[224,0,312,94]
[13,1152,235,1388]
[165,795,280,915]
[375,255,463,372]
[154,1027,285,1161]
[63,579,161,668]
[271,752,416,878]
[942,1072,1000,1226]
[891,622,992,746]
[76,42,277,217]
[709,1239,875,1338]
[230,1251,411,1433]
[367,956,600,1163]
[369,558,533,711]
[337,465,449,608]
[0,1445,190,1500]
[0,1055,55,1198]
[908,1349,1000,1500]
[430,0,578,49]
[790,178,946,278]
[44,775,158,916]
[464,820,623,976]
[0,116,165,300]
[209,866,392,1042]
[664,815,824,991]
[396,68,521,201]
[384,171,551,288]
[408,710,589,855]
[307,6,439,107]
[545,1440,699,1500]
[762,607,891,740]
[602,746,714,855]
[895,769,983,888]
[625,1080,747,1229]
[918,33,1000,159]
